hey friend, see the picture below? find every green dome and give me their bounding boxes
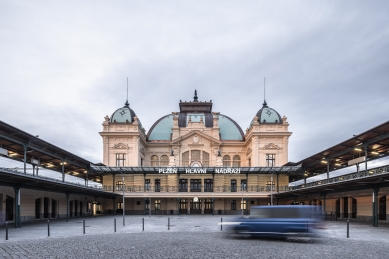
[256,101,282,124]
[110,100,140,125]
[147,113,244,141]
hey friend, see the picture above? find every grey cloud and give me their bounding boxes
[1,0,388,165]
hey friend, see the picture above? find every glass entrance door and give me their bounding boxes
[179,199,188,214]
[204,199,213,214]
[379,196,386,220]
[336,199,340,218]
[6,196,14,221]
[190,199,202,214]
[35,198,41,219]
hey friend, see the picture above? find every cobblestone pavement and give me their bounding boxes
[1,232,389,259]
[1,216,389,258]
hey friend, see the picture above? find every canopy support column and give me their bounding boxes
[372,187,379,227]
[66,192,70,222]
[13,187,21,228]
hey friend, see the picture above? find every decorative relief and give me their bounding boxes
[113,143,128,149]
[262,143,280,150]
[139,147,145,156]
[181,106,210,111]
[193,135,199,143]
[266,125,276,131]
[246,148,252,156]
[116,126,126,131]
[254,126,259,131]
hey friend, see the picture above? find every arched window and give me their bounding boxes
[151,155,159,166]
[223,155,231,167]
[232,155,241,167]
[160,155,169,166]
[202,151,210,166]
[191,150,201,161]
[182,151,189,166]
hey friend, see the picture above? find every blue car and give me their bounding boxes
[223,205,323,238]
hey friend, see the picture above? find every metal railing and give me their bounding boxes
[103,185,290,193]
[0,167,103,190]
[289,164,389,191]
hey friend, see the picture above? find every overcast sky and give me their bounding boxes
[1,0,389,169]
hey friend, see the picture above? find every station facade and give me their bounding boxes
[98,91,294,214]
[1,90,388,227]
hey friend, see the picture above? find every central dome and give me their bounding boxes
[147,114,244,141]
[147,90,244,141]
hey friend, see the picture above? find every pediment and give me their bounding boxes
[171,130,221,146]
[262,143,280,150]
[113,143,128,149]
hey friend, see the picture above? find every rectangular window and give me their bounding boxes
[116,154,126,167]
[204,179,213,192]
[155,200,161,210]
[266,181,275,191]
[241,179,247,191]
[116,181,124,191]
[241,199,247,210]
[145,199,150,210]
[190,179,201,192]
[87,202,92,212]
[155,179,160,192]
[231,179,237,192]
[231,200,236,210]
[266,154,275,167]
[145,179,150,191]
[179,179,188,192]
[117,202,123,210]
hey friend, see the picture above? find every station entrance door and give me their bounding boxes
[190,199,201,214]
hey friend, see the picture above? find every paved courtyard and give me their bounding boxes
[1,215,389,258]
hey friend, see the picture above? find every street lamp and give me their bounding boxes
[270,171,273,206]
[149,186,151,218]
[241,188,244,216]
[119,170,125,226]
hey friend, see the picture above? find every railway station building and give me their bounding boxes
[1,90,389,228]
[95,91,298,214]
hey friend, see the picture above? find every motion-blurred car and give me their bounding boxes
[223,205,323,238]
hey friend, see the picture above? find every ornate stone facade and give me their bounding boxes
[100,93,292,168]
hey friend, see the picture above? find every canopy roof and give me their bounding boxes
[0,120,100,182]
[286,120,389,181]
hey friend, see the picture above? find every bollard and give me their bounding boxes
[5,222,8,240]
[221,218,222,231]
[142,218,144,231]
[347,220,349,238]
[114,218,116,233]
[168,217,170,230]
[83,220,86,234]
[48,220,50,237]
